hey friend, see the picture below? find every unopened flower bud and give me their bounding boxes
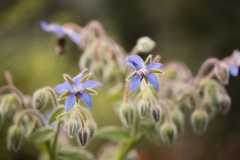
[151,106,161,123]
[219,95,231,115]
[120,103,135,127]
[1,94,19,115]
[77,128,90,148]
[191,110,209,136]
[171,111,184,134]
[91,63,103,81]
[33,89,49,110]
[86,122,97,140]
[160,123,177,145]
[138,101,150,118]
[7,125,25,152]
[67,120,80,138]
[55,36,66,55]
[215,62,229,85]
[137,37,155,53]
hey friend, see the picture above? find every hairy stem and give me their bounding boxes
[124,81,130,104]
[0,85,27,109]
[4,71,13,86]
[16,109,46,126]
[43,87,58,108]
[194,58,220,85]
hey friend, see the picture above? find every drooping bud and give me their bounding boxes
[160,123,177,145]
[7,125,25,152]
[33,89,49,110]
[170,110,184,134]
[215,62,229,85]
[55,36,66,55]
[120,103,135,127]
[137,37,156,53]
[67,120,80,138]
[219,95,231,115]
[86,122,97,140]
[138,101,150,118]
[91,63,103,81]
[1,95,19,116]
[77,128,90,148]
[191,110,209,136]
[151,105,161,123]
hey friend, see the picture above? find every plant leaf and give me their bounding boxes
[27,127,55,143]
[25,118,38,137]
[57,146,95,160]
[139,124,159,144]
[95,126,129,143]
[49,105,66,125]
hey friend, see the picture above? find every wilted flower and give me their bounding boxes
[40,21,83,45]
[137,37,156,53]
[125,55,164,92]
[54,72,103,112]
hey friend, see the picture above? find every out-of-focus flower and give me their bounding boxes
[40,21,83,44]
[125,55,164,92]
[229,51,240,76]
[54,73,103,112]
[137,37,156,53]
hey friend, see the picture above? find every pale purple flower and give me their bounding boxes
[54,73,103,112]
[40,21,83,44]
[229,51,240,77]
[125,55,164,92]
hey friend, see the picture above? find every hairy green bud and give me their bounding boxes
[7,125,25,152]
[67,120,80,138]
[160,123,177,145]
[151,106,161,123]
[120,103,135,127]
[77,128,90,148]
[191,110,209,136]
[215,62,229,85]
[219,95,231,115]
[138,101,150,118]
[171,110,184,134]
[1,94,19,116]
[33,89,49,110]
[86,122,97,140]
[91,63,103,81]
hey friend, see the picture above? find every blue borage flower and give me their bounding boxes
[54,72,103,112]
[40,21,83,44]
[229,51,240,77]
[125,55,164,92]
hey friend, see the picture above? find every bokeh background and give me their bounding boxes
[1,0,240,159]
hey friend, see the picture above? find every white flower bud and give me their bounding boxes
[137,37,155,53]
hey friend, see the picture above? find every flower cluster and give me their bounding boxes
[0,19,238,160]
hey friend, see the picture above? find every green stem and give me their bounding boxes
[114,114,142,160]
[114,134,144,160]
[51,121,62,160]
